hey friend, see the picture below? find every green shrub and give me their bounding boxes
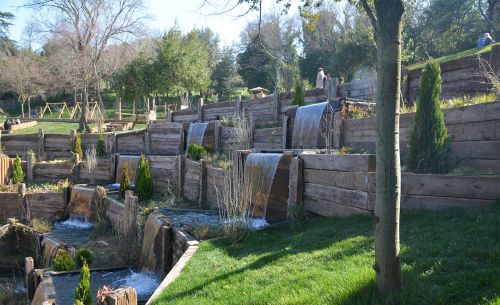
[75,248,93,267]
[292,80,305,107]
[135,155,154,202]
[11,155,24,184]
[289,202,305,231]
[406,60,453,174]
[187,143,206,161]
[53,249,75,271]
[96,133,108,158]
[75,301,84,305]
[73,133,84,160]
[74,260,92,305]
[119,162,132,199]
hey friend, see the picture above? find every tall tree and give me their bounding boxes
[0,50,46,117]
[212,47,237,102]
[0,11,16,58]
[27,0,146,132]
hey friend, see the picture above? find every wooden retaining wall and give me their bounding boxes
[77,159,114,183]
[1,133,41,158]
[203,101,237,121]
[183,159,200,202]
[291,154,499,217]
[115,130,146,155]
[343,101,500,172]
[33,162,74,184]
[147,123,184,155]
[292,154,376,217]
[206,166,227,209]
[44,134,72,160]
[220,126,238,154]
[148,156,178,195]
[253,127,283,150]
[0,187,67,222]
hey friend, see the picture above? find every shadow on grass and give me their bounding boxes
[156,204,499,305]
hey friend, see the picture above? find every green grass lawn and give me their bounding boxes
[407,42,500,70]
[1,121,147,135]
[153,205,499,305]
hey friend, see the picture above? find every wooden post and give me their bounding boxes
[214,120,222,154]
[325,78,339,100]
[197,98,204,122]
[282,115,289,149]
[332,111,345,149]
[176,155,185,198]
[96,287,138,305]
[26,152,34,183]
[273,88,281,120]
[25,257,36,301]
[124,190,138,236]
[235,95,242,116]
[198,159,207,207]
[232,150,251,188]
[166,109,173,122]
[287,157,304,218]
[144,127,151,155]
[37,129,44,161]
[491,44,500,73]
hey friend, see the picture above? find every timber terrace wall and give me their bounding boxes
[290,154,500,217]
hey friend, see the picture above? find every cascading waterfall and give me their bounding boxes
[41,237,61,268]
[140,214,163,274]
[187,122,208,146]
[292,101,329,148]
[244,153,282,219]
[67,186,96,220]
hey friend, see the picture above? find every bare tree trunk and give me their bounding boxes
[373,0,404,293]
[28,97,31,118]
[96,80,107,118]
[20,100,25,118]
[79,83,91,133]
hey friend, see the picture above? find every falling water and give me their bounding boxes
[187,122,208,146]
[67,186,96,220]
[140,214,163,275]
[244,153,282,219]
[292,101,329,148]
[41,237,61,268]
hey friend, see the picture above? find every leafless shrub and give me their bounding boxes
[232,114,253,151]
[85,145,97,184]
[113,207,142,265]
[318,103,335,154]
[216,158,256,244]
[479,56,499,95]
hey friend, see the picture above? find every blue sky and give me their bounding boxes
[0,0,295,47]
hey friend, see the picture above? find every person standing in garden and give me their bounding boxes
[316,67,325,88]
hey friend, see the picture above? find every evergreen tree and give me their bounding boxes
[292,80,305,107]
[11,155,24,184]
[135,155,154,202]
[73,133,84,160]
[96,133,108,158]
[74,260,92,305]
[406,60,453,173]
[119,162,131,199]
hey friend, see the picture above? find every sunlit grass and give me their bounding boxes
[153,204,499,305]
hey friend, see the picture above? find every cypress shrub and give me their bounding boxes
[73,133,84,160]
[135,155,154,202]
[53,249,75,271]
[74,260,92,305]
[96,133,108,158]
[11,155,24,184]
[75,248,93,267]
[292,80,305,107]
[406,60,453,173]
[119,162,132,199]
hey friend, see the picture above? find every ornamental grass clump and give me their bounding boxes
[75,260,92,305]
[11,155,24,184]
[406,60,453,173]
[135,155,154,202]
[187,143,206,161]
[119,162,132,199]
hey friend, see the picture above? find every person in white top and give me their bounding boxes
[316,67,325,89]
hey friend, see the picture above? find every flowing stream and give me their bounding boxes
[186,122,208,146]
[244,153,282,219]
[292,101,329,148]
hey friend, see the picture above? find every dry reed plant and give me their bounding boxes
[318,103,335,154]
[216,157,257,244]
[479,56,499,95]
[85,145,97,184]
[231,114,253,151]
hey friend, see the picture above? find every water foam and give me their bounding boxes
[112,269,159,296]
[57,218,93,229]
